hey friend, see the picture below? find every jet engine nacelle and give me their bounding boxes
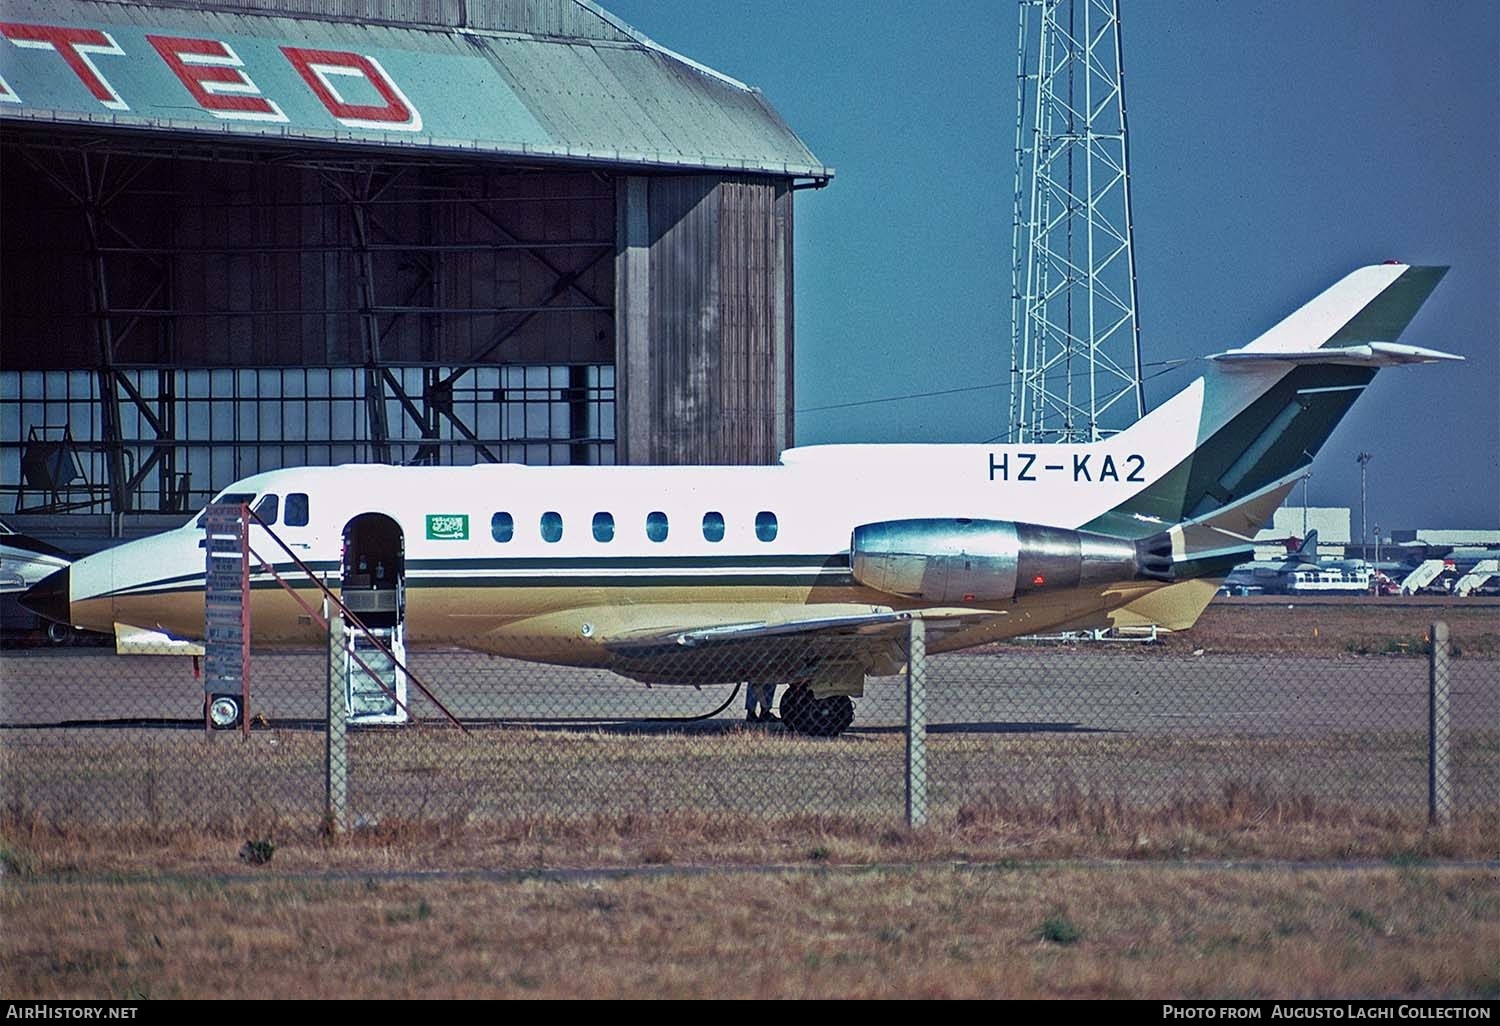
[850,518,1174,603]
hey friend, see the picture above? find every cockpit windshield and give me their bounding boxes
[252,494,280,526]
[192,492,256,529]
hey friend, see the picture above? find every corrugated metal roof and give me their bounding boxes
[0,0,833,179]
[107,0,642,43]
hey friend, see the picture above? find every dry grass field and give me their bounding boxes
[4,729,1498,875]
[1158,597,1500,658]
[4,863,1497,999]
[4,793,1498,882]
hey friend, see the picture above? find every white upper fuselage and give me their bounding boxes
[58,394,1207,656]
[77,414,1201,607]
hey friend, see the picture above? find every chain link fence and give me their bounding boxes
[3,620,1494,845]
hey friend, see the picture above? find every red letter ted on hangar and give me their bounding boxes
[0,23,129,109]
[0,20,422,130]
[146,35,288,122]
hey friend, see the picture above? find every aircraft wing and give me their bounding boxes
[607,606,1004,651]
[599,604,1024,690]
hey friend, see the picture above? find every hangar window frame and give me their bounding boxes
[0,363,615,515]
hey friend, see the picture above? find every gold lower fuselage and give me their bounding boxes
[81,572,1216,681]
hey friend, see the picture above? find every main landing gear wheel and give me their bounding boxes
[207,694,243,731]
[778,684,855,738]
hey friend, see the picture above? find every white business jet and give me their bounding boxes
[22,264,1459,735]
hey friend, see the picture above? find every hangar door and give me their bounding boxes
[0,141,617,517]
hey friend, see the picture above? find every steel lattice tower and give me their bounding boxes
[1009,0,1145,443]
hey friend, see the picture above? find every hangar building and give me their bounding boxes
[0,0,831,546]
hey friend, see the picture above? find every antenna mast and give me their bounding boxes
[1009,0,1145,443]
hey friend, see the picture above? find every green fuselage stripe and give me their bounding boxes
[101,554,854,600]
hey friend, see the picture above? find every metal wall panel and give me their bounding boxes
[648,175,719,465]
[623,174,791,467]
[777,182,795,451]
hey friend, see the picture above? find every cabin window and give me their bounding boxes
[702,511,725,543]
[755,511,778,543]
[491,512,514,543]
[646,511,669,543]
[285,493,310,527]
[540,511,564,543]
[251,494,279,525]
[592,512,615,543]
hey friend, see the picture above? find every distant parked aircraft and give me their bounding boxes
[0,521,71,596]
[1221,531,1322,595]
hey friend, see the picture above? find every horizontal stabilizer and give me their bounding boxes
[1210,342,1462,367]
[1163,469,1306,574]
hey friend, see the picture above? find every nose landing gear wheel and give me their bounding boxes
[778,684,855,737]
[207,694,243,731]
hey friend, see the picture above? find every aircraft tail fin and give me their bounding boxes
[1294,530,1319,563]
[1092,264,1455,534]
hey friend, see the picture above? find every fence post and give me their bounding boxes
[326,599,348,835]
[906,617,928,828]
[1428,620,1452,829]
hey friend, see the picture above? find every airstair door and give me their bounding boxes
[1401,560,1446,595]
[1455,559,1500,597]
[345,623,409,724]
[340,512,409,724]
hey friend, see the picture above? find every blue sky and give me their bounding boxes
[605,0,1500,533]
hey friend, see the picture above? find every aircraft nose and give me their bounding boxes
[20,567,70,626]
